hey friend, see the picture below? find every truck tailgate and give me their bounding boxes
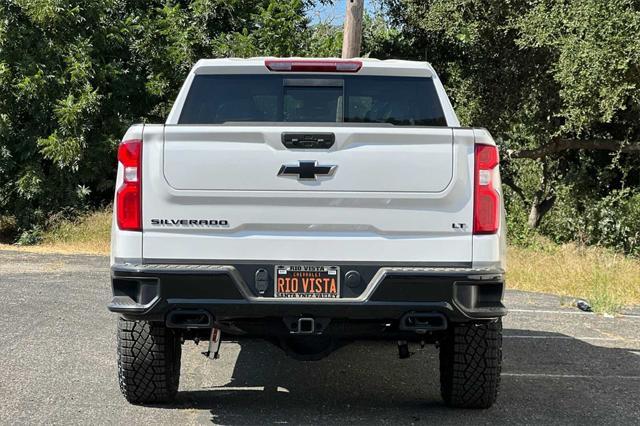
[140,125,475,264]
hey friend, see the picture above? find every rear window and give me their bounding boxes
[179,74,447,126]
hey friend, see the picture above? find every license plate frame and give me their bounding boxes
[274,265,340,299]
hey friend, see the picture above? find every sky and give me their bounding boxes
[307,0,378,25]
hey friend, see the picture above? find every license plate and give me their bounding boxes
[274,265,340,298]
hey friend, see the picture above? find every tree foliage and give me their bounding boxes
[383,0,640,253]
[1,0,639,255]
[0,0,332,240]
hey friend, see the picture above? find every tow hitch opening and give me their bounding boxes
[294,317,315,334]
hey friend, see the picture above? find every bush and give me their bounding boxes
[504,186,542,248]
[16,228,43,246]
[542,188,640,257]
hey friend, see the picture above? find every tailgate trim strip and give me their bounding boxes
[115,258,472,268]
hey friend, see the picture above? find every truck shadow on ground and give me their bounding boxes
[170,329,640,425]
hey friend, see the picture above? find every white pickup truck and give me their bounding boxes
[109,58,507,408]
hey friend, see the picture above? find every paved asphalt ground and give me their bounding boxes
[1,250,639,425]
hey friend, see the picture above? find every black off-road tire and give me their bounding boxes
[439,319,502,409]
[117,317,181,404]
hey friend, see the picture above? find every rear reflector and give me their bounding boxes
[116,139,142,231]
[473,144,500,234]
[265,59,362,73]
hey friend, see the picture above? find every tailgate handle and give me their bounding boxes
[282,133,335,149]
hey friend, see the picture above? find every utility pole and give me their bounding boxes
[341,0,364,58]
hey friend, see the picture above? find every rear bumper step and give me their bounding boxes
[109,263,506,328]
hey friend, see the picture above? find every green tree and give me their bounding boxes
[0,0,329,241]
[384,0,640,249]
[212,0,313,57]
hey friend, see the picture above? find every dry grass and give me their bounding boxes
[0,209,113,255]
[507,238,640,314]
[1,210,638,313]
[0,243,108,255]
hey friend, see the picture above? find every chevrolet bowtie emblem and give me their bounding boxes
[277,160,337,180]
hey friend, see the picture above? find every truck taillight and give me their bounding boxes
[116,139,141,231]
[473,144,499,234]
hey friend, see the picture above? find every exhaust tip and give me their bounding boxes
[399,312,447,332]
[166,309,213,329]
